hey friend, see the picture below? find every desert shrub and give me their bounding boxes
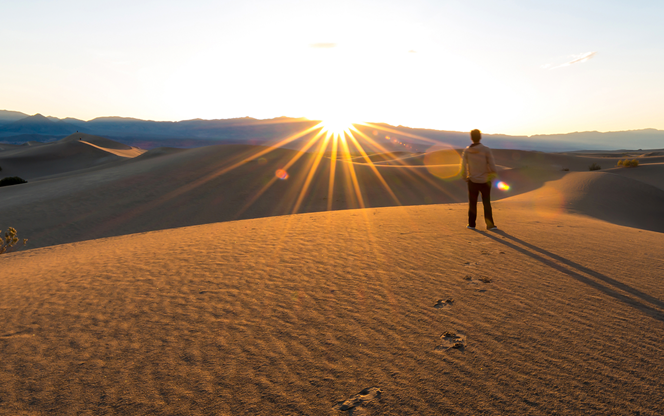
[617,159,639,168]
[0,176,28,187]
[589,163,601,171]
[0,227,28,254]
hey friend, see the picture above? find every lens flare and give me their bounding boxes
[496,181,510,191]
[275,169,289,180]
[423,143,462,180]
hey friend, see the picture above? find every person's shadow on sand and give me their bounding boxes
[481,230,664,323]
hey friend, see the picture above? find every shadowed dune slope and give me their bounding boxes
[0,143,24,151]
[133,146,187,160]
[0,144,472,249]
[606,163,664,191]
[1,205,663,415]
[0,133,142,180]
[3,142,664,250]
[504,171,664,233]
[354,148,664,172]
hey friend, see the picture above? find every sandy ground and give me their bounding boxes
[1,135,664,414]
[1,203,663,415]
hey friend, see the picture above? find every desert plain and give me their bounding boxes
[1,133,663,415]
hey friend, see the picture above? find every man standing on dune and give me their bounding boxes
[460,129,498,231]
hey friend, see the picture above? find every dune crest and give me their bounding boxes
[0,133,144,180]
[79,140,146,158]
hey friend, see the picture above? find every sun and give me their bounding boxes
[320,116,354,135]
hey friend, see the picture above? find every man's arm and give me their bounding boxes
[460,150,469,181]
[486,148,498,180]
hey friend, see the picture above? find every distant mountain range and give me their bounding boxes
[1,109,662,152]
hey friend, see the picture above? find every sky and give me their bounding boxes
[1,0,663,136]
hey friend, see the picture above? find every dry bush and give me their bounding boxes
[0,227,28,254]
[589,163,601,171]
[0,176,28,187]
[617,159,639,168]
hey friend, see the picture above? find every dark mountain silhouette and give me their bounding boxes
[0,110,662,151]
[531,129,664,150]
[1,114,82,136]
[62,117,90,127]
[0,109,29,123]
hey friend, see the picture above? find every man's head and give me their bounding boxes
[470,129,482,144]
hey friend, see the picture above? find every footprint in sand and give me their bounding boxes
[198,289,223,294]
[434,298,454,309]
[333,387,382,413]
[463,275,492,292]
[434,331,467,352]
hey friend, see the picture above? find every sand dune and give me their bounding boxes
[3,144,469,249]
[1,204,663,414]
[353,147,664,174]
[59,133,136,150]
[504,170,664,232]
[79,140,146,158]
[607,162,664,191]
[2,141,664,250]
[134,146,187,160]
[0,143,25,151]
[0,133,143,180]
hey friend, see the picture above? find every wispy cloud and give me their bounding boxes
[545,51,597,70]
[408,50,417,53]
[310,43,337,49]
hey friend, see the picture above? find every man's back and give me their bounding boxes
[461,143,497,183]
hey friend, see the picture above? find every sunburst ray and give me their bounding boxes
[235,128,329,218]
[292,132,333,214]
[344,129,401,206]
[338,131,365,209]
[349,125,459,198]
[327,133,339,211]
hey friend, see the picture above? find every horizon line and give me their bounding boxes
[1,109,662,138]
